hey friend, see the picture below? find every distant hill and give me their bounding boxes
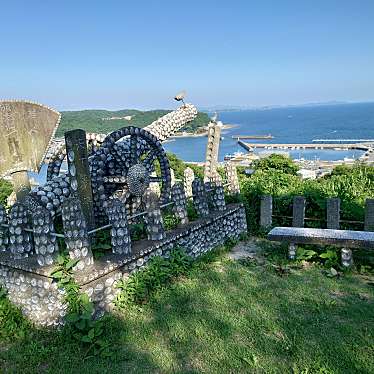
[56,109,210,137]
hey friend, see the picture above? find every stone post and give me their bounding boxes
[61,197,94,271]
[11,170,31,201]
[106,198,131,255]
[292,196,306,228]
[171,183,189,224]
[288,243,297,260]
[65,129,95,232]
[364,198,374,231]
[149,171,161,197]
[192,178,210,218]
[341,248,353,267]
[183,167,194,198]
[0,204,9,252]
[260,195,273,228]
[326,198,340,230]
[204,122,221,182]
[143,189,165,241]
[170,168,176,187]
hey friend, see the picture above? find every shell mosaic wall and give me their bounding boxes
[0,101,246,326]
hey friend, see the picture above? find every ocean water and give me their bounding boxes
[164,102,374,162]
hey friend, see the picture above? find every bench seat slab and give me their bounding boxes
[268,227,374,249]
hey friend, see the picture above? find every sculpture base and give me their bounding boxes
[0,204,247,326]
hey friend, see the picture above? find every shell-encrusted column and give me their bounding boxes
[106,198,131,255]
[143,189,165,241]
[224,162,240,194]
[145,103,198,141]
[0,204,9,252]
[192,178,209,218]
[61,197,94,271]
[210,182,226,211]
[32,206,59,266]
[171,183,189,225]
[9,202,33,259]
[183,167,194,198]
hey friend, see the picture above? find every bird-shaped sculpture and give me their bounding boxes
[174,91,186,106]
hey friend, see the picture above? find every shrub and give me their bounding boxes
[0,179,12,206]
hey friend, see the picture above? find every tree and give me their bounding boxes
[252,154,298,175]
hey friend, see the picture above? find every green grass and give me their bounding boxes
[1,246,373,373]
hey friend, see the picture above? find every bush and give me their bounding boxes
[239,163,374,235]
[0,179,12,206]
[252,154,299,175]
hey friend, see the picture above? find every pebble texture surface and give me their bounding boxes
[0,204,247,326]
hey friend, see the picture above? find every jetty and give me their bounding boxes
[238,141,372,152]
[232,134,273,140]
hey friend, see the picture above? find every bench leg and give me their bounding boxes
[288,243,296,260]
[341,248,353,268]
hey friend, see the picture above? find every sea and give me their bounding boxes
[163,102,374,162]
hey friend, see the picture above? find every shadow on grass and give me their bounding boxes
[1,256,374,373]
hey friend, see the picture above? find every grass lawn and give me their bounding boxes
[1,244,373,373]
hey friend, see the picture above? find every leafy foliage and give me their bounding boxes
[115,248,193,307]
[57,109,210,137]
[0,178,13,206]
[0,286,31,341]
[240,162,374,234]
[50,255,112,358]
[252,154,299,175]
[162,210,180,231]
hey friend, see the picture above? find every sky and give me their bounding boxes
[1,0,373,110]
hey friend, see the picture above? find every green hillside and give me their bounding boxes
[56,109,210,137]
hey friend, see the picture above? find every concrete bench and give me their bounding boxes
[267,227,374,267]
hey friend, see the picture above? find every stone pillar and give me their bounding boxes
[183,167,194,198]
[204,122,221,182]
[8,202,33,259]
[65,129,95,232]
[326,198,340,230]
[149,171,161,197]
[341,248,353,267]
[364,198,374,231]
[288,243,297,260]
[31,207,59,266]
[171,183,189,224]
[143,190,165,241]
[224,162,240,194]
[292,196,306,228]
[11,170,31,201]
[260,195,273,228]
[192,178,209,218]
[106,198,131,255]
[61,197,94,271]
[0,204,9,252]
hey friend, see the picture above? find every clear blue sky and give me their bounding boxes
[1,0,373,110]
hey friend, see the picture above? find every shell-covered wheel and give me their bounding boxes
[90,126,171,222]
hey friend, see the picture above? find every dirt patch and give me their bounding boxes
[228,238,271,263]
